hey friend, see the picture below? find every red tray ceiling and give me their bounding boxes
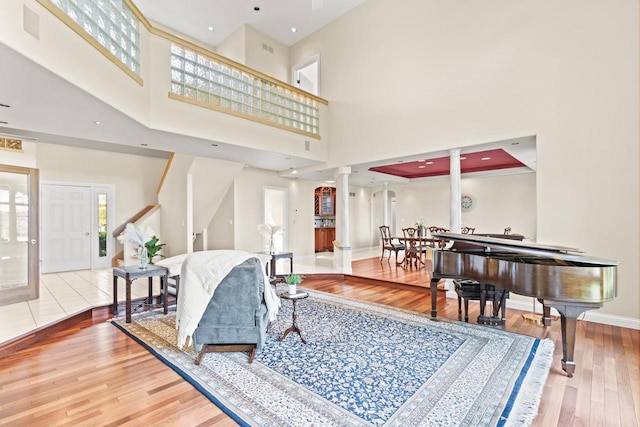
[368,149,526,179]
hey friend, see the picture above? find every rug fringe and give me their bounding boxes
[501,338,555,427]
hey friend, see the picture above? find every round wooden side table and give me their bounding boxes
[278,292,309,344]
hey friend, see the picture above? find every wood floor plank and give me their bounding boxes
[0,258,638,426]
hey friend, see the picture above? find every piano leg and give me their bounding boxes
[560,314,577,378]
[540,301,552,327]
[543,300,602,378]
[430,277,439,318]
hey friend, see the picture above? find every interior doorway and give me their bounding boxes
[292,54,320,96]
[263,186,288,253]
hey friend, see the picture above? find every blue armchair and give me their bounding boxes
[193,257,269,364]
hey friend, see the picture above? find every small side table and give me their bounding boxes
[256,251,293,279]
[278,292,308,344]
[113,264,168,323]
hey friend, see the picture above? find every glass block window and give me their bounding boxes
[170,43,320,137]
[50,0,140,75]
[0,138,22,152]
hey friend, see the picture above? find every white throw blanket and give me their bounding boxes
[175,250,280,349]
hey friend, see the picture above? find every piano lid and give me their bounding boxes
[432,232,618,267]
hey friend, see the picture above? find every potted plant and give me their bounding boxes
[284,274,303,295]
[145,235,166,264]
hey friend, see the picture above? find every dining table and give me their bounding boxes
[394,235,439,268]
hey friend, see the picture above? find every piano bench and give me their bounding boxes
[454,279,510,325]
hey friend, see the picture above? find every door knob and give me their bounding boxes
[85,232,90,236]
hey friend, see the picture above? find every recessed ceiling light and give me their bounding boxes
[426,161,434,165]
[291,27,297,33]
[0,103,10,108]
[481,157,491,161]
[207,26,214,32]
[93,120,102,125]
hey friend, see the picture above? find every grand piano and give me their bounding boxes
[430,232,617,377]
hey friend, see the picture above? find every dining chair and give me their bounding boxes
[401,227,428,268]
[428,226,449,248]
[379,225,405,263]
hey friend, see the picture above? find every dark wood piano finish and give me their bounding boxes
[430,232,617,377]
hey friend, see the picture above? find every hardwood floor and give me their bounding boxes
[0,259,638,426]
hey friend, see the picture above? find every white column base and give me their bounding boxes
[333,245,352,273]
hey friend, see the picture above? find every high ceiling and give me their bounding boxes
[131,0,367,47]
[0,1,536,187]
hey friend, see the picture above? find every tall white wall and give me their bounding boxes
[35,143,164,226]
[291,0,639,321]
[215,25,246,64]
[207,184,235,249]
[244,25,290,82]
[158,153,193,256]
[216,24,290,83]
[189,157,244,232]
[349,185,372,249]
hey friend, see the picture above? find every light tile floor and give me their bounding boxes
[0,248,379,344]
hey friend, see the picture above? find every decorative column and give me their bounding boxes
[449,148,462,234]
[382,182,389,227]
[444,149,462,297]
[333,166,352,272]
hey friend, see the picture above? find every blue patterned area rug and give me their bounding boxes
[111,289,553,427]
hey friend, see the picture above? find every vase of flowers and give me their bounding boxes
[117,223,163,270]
[138,245,149,269]
[415,217,426,236]
[284,274,303,295]
[258,223,281,254]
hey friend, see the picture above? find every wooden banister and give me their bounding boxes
[112,205,159,237]
[156,153,174,196]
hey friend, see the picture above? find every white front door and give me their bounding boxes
[41,184,92,273]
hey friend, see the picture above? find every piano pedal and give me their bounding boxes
[522,313,543,324]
